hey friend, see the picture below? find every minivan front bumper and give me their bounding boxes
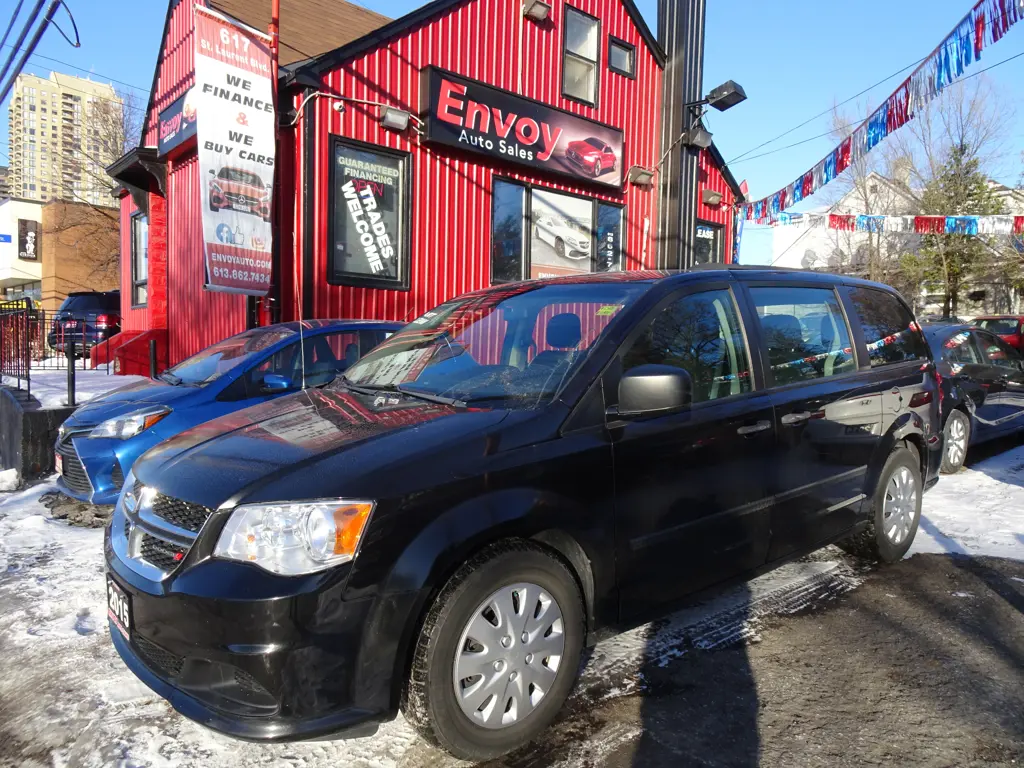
[103,525,394,741]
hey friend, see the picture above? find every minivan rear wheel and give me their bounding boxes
[839,445,922,563]
[401,540,584,761]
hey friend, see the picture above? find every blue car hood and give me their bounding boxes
[65,378,201,426]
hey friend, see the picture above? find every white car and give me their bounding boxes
[534,216,591,261]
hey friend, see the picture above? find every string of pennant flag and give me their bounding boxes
[772,212,1024,235]
[741,0,1024,225]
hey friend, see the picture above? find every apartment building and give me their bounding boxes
[0,165,10,199]
[7,72,121,206]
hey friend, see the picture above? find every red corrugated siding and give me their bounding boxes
[165,154,247,363]
[288,0,663,324]
[144,0,198,148]
[119,196,149,331]
[696,148,738,264]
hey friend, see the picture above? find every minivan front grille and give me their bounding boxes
[151,493,214,533]
[139,533,188,571]
[133,635,184,678]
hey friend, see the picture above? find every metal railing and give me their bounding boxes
[1,302,118,404]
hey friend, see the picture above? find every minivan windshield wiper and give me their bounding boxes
[336,376,466,408]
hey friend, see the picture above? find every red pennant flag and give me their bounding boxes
[915,216,946,234]
[802,171,814,198]
[1014,216,1024,234]
[829,214,856,231]
[837,137,852,174]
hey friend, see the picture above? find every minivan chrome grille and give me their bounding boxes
[151,493,214,533]
[115,482,213,580]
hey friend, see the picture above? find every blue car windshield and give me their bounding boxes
[165,327,296,385]
[341,281,649,409]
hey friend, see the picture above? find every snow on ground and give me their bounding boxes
[2,363,148,409]
[0,468,19,492]
[0,442,1020,767]
[910,441,1024,561]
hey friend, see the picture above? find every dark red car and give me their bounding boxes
[208,167,271,221]
[973,315,1024,350]
[565,137,617,177]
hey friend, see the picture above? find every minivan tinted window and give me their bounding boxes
[848,287,928,367]
[751,286,855,384]
[59,293,119,312]
[622,289,752,402]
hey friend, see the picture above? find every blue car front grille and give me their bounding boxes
[57,442,91,496]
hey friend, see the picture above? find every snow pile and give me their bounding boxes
[0,468,19,492]
[2,366,148,409]
[911,442,1024,561]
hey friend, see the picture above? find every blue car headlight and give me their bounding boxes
[90,405,171,440]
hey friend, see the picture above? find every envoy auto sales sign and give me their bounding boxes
[422,68,624,188]
[193,6,275,296]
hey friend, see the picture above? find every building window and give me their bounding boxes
[608,37,635,77]
[490,178,626,283]
[328,136,411,290]
[563,7,600,105]
[694,222,723,264]
[131,214,148,306]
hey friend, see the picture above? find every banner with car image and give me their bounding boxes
[423,67,624,188]
[194,5,275,295]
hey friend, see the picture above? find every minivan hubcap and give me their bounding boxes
[947,417,967,467]
[883,466,917,544]
[453,583,565,729]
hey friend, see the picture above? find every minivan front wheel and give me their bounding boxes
[402,540,584,761]
[839,446,922,563]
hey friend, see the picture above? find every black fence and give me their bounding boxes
[0,299,117,403]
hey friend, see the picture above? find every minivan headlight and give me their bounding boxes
[90,406,171,439]
[214,500,375,576]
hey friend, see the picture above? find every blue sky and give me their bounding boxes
[2,0,1022,264]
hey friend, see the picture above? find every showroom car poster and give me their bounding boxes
[194,5,275,295]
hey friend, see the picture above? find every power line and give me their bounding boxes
[0,1,27,55]
[0,0,45,90]
[0,40,150,95]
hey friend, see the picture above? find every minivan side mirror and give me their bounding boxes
[614,364,692,418]
[261,373,293,394]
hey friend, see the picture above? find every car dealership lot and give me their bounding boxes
[0,441,1022,768]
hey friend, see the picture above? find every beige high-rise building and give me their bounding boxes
[7,72,121,206]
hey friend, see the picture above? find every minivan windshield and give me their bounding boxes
[163,327,295,385]
[340,281,648,409]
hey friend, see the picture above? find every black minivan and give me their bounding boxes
[105,269,941,760]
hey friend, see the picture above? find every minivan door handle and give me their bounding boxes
[781,411,813,426]
[736,420,772,436]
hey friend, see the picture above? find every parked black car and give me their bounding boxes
[105,269,942,760]
[47,290,121,356]
[922,323,1024,473]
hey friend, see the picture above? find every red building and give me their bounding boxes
[108,0,745,371]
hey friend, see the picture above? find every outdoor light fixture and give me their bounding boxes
[702,188,724,206]
[682,122,713,150]
[627,166,656,186]
[705,80,747,112]
[378,105,411,131]
[522,0,551,21]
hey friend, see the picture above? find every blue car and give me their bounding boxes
[55,319,400,505]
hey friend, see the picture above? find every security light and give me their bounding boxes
[627,166,655,186]
[705,80,747,112]
[682,122,713,150]
[522,0,551,21]
[702,188,724,206]
[379,106,411,131]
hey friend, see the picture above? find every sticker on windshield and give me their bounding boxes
[596,305,622,317]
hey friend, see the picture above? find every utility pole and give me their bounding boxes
[657,0,706,271]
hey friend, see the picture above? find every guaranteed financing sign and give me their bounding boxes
[194,6,275,296]
[422,68,624,188]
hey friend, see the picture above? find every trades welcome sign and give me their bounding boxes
[422,68,624,188]
[194,6,275,295]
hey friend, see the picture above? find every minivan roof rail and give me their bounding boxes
[686,263,810,272]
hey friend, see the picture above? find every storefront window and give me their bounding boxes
[490,179,626,283]
[131,214,148,306]
[563,7,600,104]
[328,137,410,290]
[491,180,526,283]
[694,222,722,265]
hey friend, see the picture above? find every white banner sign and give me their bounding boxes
[194,5,275,295]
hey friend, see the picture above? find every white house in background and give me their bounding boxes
[770,173,1024,316]
[0,198,43,302]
